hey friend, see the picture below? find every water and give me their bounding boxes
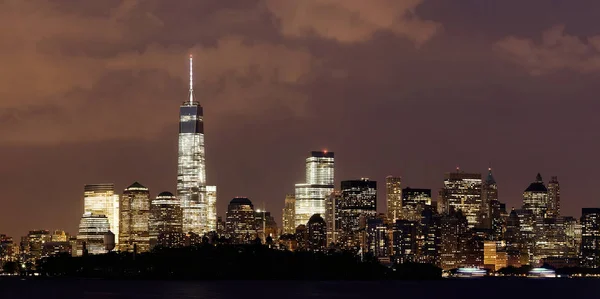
[0,278,596,298]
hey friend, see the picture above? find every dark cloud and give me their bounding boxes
[1,0,599,237]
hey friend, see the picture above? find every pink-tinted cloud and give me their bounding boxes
[496,25,600,75]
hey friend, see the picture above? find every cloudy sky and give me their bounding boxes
[2,0,600,237]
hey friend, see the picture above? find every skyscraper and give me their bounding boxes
[282,194,296,235]
[386,176,402,221]
[307,214,327,252]
[150,191,184,248]
[177,55,215,235]
[480,168,498,229]
[400,187,431,221]
[339,178,377,250]
[83,184,120,244]
[547,176,560,218]
[580,208,600,268]
[294,151,334,227]
[119,182,151,253]
[441,170,482,228]
[76,213,111,256]
[523,173,549,219]
[325,190,341,245]
[225,197,257,244]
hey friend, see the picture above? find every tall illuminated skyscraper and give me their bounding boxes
[83,184,120,245]
[441,169,482,228]
[177,55,215,235]
[339,178,377,250]
[282,194,296,234]
[294,151,334,227]
[150,191,184,248]
[119,182,151,253]
[480,168,498,229]
[523,173,548,218]
[386,176,402,221]
[547,176,560,217]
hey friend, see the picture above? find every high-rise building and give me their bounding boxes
[119,182,151,253]
[177,55,215,235]
[523,173,549,219]
[254,209,278,241]
[225,197,257,244]
[481,168,498,229]
[386,176,402,222]
[441,170,482,228]
[439,211,469,270]
[580,208,600,268]
[21,230,51,263]
[83,184,120,245]
[325,191,341,245]
[150,191,184,248]
[400,188,431,221]
[282,194,296,235]
[307,214,327,252]
[294,151,334,227]
[547,176,560,218]
[533,217,568,265]
[392,220,417,264]
[339,179,377,250]
[367,216,390,260]
[76,213,111,256]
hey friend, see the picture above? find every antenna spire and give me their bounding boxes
[189,54,194,104]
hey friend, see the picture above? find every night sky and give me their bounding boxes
[2,0,600,238]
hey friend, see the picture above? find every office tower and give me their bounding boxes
[392,220,417,264]
[339,179,377,250]
[325,191,341,245]
[490,200,506,240]
[178,55,216,235]
[206,186,217,232]
[441,170,483,228]
[580,208,600,268]
[51,230,68,242]
[84,184,120,244]
[480,168,498,229]
[150,191,184,248]
[547,176,560,217]
[564,216,582,257]
[418,206,441,265]
[0,235,16,265]
[307,214,327,252]
[254,209,278,241]
[76,213,111,256]
[533,217,568,266]
[20,230,51,263]
[514,208,536,265]
[295,225,308,251]
[504,208,523,267]
[439,211,469,270]
[386,176,402,221]
[295,151,334,227]
[367,216,390,260]
[119,182,151,253]
[400,187,431,221]
[282,194,296,235]
[225,197,257,244]
[523,173,549,219]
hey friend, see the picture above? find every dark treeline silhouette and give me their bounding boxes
[36,244,442,280]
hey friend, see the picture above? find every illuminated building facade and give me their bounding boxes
[367,216,389,259]
[325,191,341,245]
[522,173,548,218]
[254,209,278,241]
[480,168,498,229]
[0,235,17,265]
[580,208,600,268]
[400,187,431,221]
[307,214,327,252]
[439,211,469,270]
[392,220,417,263]
[386,176,402,221]
[76,213,111,256]
[282,194,296,235]
[119,182,151,253]
[564,216,582,257]
[150,191,184,248]
[225,197,256,244]
[177,55,215,235]
[294,151,334,227]
[21,230,51,263]
[547,176,560,217]
[339,179,377,250]
[83,184,120,244]
[533,217,568,265]
[418,207,441,264]
[441,170,482,228]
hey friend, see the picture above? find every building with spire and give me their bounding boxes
[294,151,334,227]
[119,182,151,253]
[480,168,498,229]
[177,55,216,235]
[523,173,549,219]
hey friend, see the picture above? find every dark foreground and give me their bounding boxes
[0,278,597,299]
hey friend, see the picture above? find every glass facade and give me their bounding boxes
[150,191,184,248]
[339,179,377,250]
[580,208,600,268]
[386,176,402,221]
[294,151,334,227]
[83,184,120,244]
[282,194,296,234]
[206,185,217,232]
[441,171,482,228]
[401,187,431,221]
[119,182,151,253]
[76,213,110,256]
[523,173,549,219]
[547,176,560,217]
[225,197,257,244]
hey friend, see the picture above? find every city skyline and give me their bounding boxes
[4,1,600,239]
